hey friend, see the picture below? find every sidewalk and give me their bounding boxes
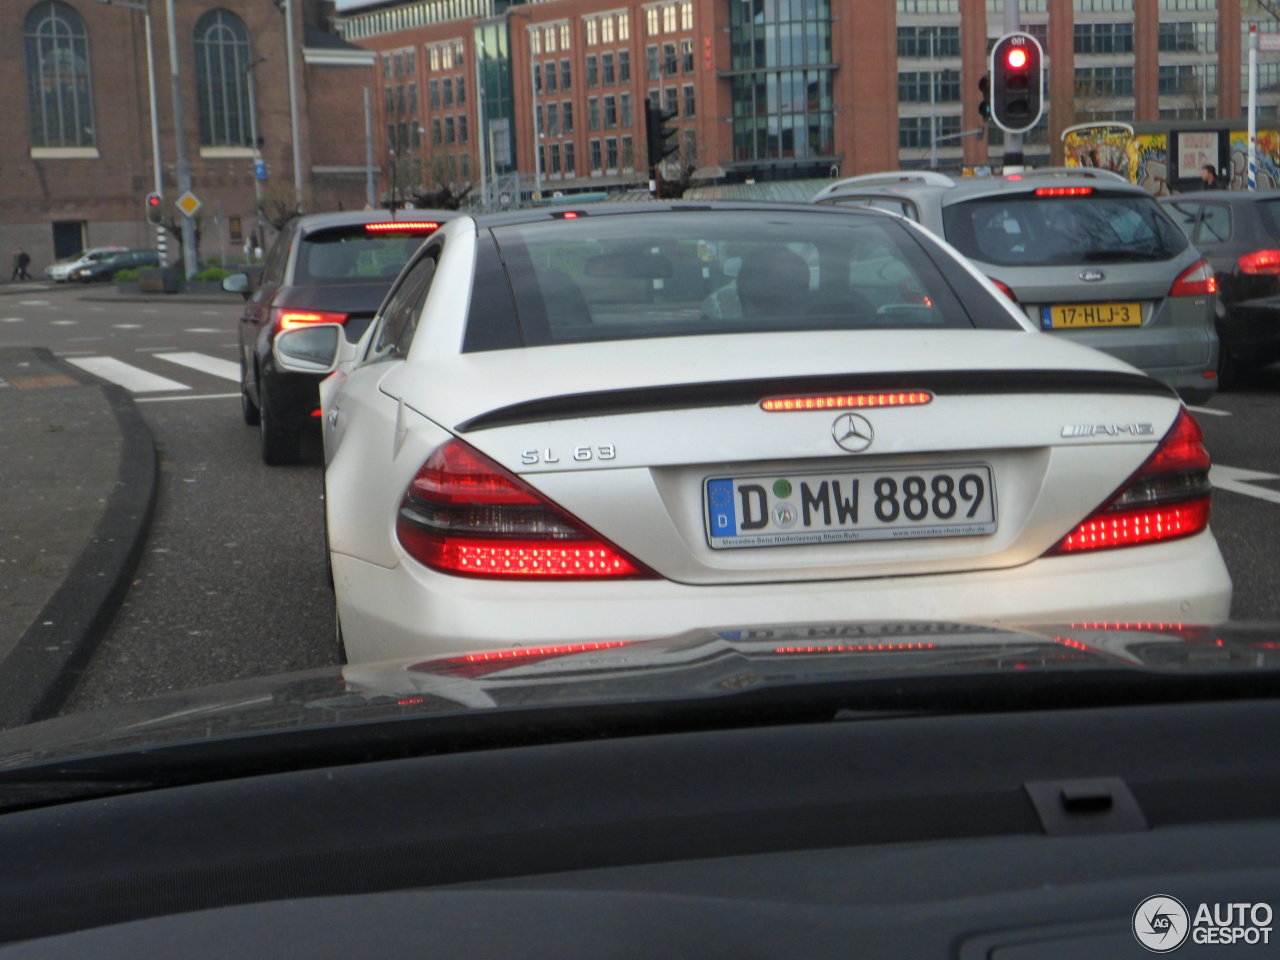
[0,347,156,728]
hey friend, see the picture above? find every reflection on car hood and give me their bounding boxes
[1,620,1279,768]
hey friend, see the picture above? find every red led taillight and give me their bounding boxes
[761,391,932,412]
[396,438,657,579]
[1238,249,1280,275]
[273,308,348,331]
[988,277,1018,302]
[1169,258,1217,297]
[1034,187,1093,196]
[364,221,440,233]
[1046,407,1211,555]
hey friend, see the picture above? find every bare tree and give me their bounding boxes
[257,180,308,231]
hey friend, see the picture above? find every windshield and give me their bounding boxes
[490,211,980,346]
[293,226,435,285]
[941,193,1188,266]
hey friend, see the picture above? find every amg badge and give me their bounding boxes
[1061,423,1155,438]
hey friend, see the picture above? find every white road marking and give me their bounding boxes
[1,318,23,323]
[135,392,239,403]
[50,320,77,326]
[112,323,143,329]
[135,345,178,351]
[18,300,50,306]
[53,350,97,356]
[142,309,158,314]
[66,356,190,393]
[66,336,104,342]
[183,327,222,333]
[1211,465,1280,506]
[201,310,222,315]
[1188,405,1231,417]
[155,351,239,382]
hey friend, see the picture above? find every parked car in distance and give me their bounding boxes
[43,246,128,282]
[1161,189,1280,386]
[70,249,162,283]
[223,209,456,465]
[813,168,1220,404]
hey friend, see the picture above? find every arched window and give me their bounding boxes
[24,1,96,148]
[194,10,252,147]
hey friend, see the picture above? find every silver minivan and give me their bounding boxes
[813,169,1219,403]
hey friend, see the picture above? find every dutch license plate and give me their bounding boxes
[1042,302,1142,329]
[704,465,997,549]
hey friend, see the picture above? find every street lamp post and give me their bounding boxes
[278,0,304,211]
[508,11,541,203]
[245,56,268,261]
[98,0,166,261]
[163,0,197,279]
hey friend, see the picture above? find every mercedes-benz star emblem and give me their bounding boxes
[832,412,874,453]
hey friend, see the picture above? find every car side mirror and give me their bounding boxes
[222,272,251,299]
[273,324,343,374]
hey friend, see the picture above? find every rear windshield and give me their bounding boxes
[1255,199,1280,240]
[293,225,437,285]
[942,192,1188,267]
[488,211,982,348]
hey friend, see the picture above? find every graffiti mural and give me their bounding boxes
[1228,130,1280,190]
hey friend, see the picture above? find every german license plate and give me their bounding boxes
[704,465,997,549]
[1042,302,1142,329]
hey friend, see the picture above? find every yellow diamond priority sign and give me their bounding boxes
[175,190,202,218]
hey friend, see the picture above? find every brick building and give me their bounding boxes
[340,0,1270,200]
[0,0,375,273]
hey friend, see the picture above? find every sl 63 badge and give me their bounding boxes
[521,445,616,464]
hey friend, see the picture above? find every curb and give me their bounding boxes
[77,294,237,305]
[0,350,158,729]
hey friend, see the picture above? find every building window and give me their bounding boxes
[193,9,253,148]
[562,59,572,90]
[682,2,694,30]
[587,54,598,87]
[895,26,960,58]
[586,17,599,46]
[589,96,601,130]
[531,29,542,55]
[664,86,679,117]
[386,122,396,151]
[411,121,420,148]
[590,137,602,171]
[406,49,415,74]
[646,8,660,36]
[458,114,468,143]
[565,140,576,175]
[455,40,465,65]
[1074,65,1135,97]
[442,77,453,107]
[536,104,544,135]
[1160,63,1216,96]
[606,135,618,170]
[457,75,466,105]
[664,42,678,75]
[1157,0,1213,9]
[441,42,454,69]
[544,25,557,54]
[682,38,694,73]
[663,5,677,33]
[602,15,615,44]
[619,50,631,82]
[445,115,455,144]
[898,115,960,147]
[394,51,404,78]
[26,1,95,149]
[622,133,634,169]
[682,129,696,165]
[897,70,960,103]
[547,101,559,135]
[731,0,832,70]
[560,23,571,50]
[563,100,574,132]
[603,52,615,85]
[396,84,406,114]
[682,83,695,117]
[621,92,632,126]
[1075,22,1135,54]
[618,11,630,40]
[408,82,418,113]
[383,53,393,79]
[545,62,557,93]
[431,118,442,146]
[647,45,660,79]
[1158,21,1215,53]
[550,142,562,174]
[604,94,617,127]
[384,85,394,114]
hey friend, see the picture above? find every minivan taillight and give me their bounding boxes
[987,277,1018,302]
[1169,259,1217,297]
[1238,249,1280,275]
[1045,408,1211,555]
[272,308,348,331]
[396,439,656,579]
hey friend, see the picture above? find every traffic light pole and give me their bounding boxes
[164,0,197,279]
[1002,1,1023,169]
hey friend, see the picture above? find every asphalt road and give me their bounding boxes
[3,281,1280,712]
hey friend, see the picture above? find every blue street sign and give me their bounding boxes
[255,161,266,181]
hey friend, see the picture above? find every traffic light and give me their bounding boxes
[145,192,162,224]
[977,74,991,123]
[644,97,679,169]
[989,32,1043,133]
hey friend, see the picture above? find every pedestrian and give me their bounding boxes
[10,247,31,281]
[1201,164,1222,190]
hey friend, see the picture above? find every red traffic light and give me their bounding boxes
[1006,47,1028,69]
